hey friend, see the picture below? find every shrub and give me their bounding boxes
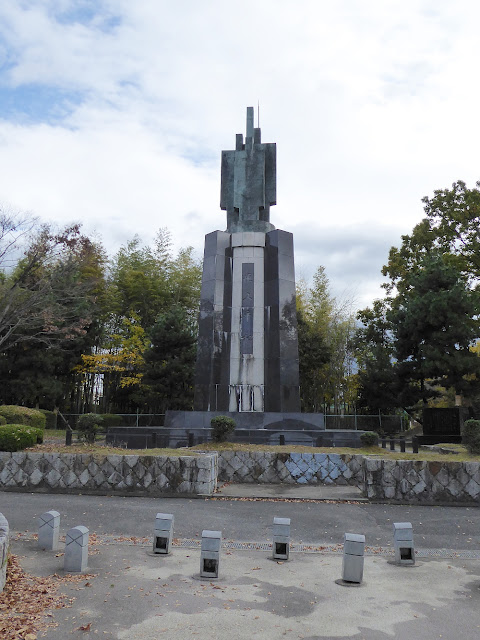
[360,431,379,447]
[99,413,124,428]
[77,413,104,444]
[0,416,6,426]
[462,419,480,454]
[210,415,236,443]
[0,425,40,451]
[0,405,46,430]
[39,409,57,430]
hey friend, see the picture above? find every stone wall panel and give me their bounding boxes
[365,458,480,504]
[0,452,217,496]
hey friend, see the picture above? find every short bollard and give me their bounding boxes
[64,526,89,572]
[389,437,395,451]
[342,533,365,584]
[200,530,222,579]
[38,510,60,551]
[381,437,386,449]
[412,436,419,454]
[400,436,406,453]
[393,522,415,565]
[279,434,286,446]
[273,517,290,560]
[153,513,174,554]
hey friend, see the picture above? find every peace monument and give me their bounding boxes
[194,107,300,414]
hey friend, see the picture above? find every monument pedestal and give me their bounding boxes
[194,229,300,413]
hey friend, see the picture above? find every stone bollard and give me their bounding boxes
[273,517,290,560]
[393,522,415,565]
[153,513,174,554]
[381,437,386,449]
[0,513,9,594]
[200,530,222,578]
[38,510,60,551]
[342,533,365,584]
[389,437,395,451]
[64,526,89,572]
[400,436,406,453]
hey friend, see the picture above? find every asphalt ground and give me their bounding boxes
[1,491,479,550]
[2,489,480,639]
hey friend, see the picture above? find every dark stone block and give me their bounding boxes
[264,251,279,283]
[165,411,325,431]
[422,408,468,436]
[200,279,216,304]
[204,230,231,256]
[202,255,217,282]
[277,251,295,282]
[280,359,301,386]
[277,278,297,308]
[278,385,300,412]
[266,229,294,256]
[198,314,214,337]
[279,331,299,359]
[265,329,280,358]
[264,280,278,306]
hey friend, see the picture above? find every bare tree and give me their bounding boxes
[0,209,99,351]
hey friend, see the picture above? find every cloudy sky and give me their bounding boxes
[1,0,480,310]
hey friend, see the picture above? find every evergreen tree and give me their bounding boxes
[391,254,480,407]
[140,307,197,413]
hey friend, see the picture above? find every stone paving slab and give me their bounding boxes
[11,536,480,640]
[213,482,366,501]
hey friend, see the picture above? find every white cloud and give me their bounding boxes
[1,0,480,309]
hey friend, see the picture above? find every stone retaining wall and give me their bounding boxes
[1,450,480,504]
[364,458,480,503]
[217,452,365,487]
[0,512,8,593]
[0,452,217,497]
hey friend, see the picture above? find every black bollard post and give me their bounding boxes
[152,432,157,448]
[279,434,286,446]
[389,437,395,451]
[412,436,419,454]
[65,429,72,446]
[381,437,386,449]
[188,432,195,447]
[400,436,406,453]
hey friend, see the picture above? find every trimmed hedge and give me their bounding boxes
[99,413,124,428]
[360,431,379,447]
[211,415,236,443]
[0,405,46,430]
[0,425,43,452]
[39,409,57,430]
[0,416,6,426]
[462,419,480,455]
[77,413,103,444]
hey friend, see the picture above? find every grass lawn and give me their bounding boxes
[23,437,480,462]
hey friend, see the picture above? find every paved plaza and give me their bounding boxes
[2,490,480,639]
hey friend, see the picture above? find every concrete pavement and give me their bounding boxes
[2,489,480,639]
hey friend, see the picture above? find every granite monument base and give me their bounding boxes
[164,411,368,448]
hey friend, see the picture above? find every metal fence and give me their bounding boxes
[57,413,404,434]
[66,427,363,449]
[59,413,165,428]
[324,414,405,433]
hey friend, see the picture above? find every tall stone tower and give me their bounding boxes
[194,108,300,413]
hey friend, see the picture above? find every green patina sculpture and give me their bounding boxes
[220,106,277,233]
